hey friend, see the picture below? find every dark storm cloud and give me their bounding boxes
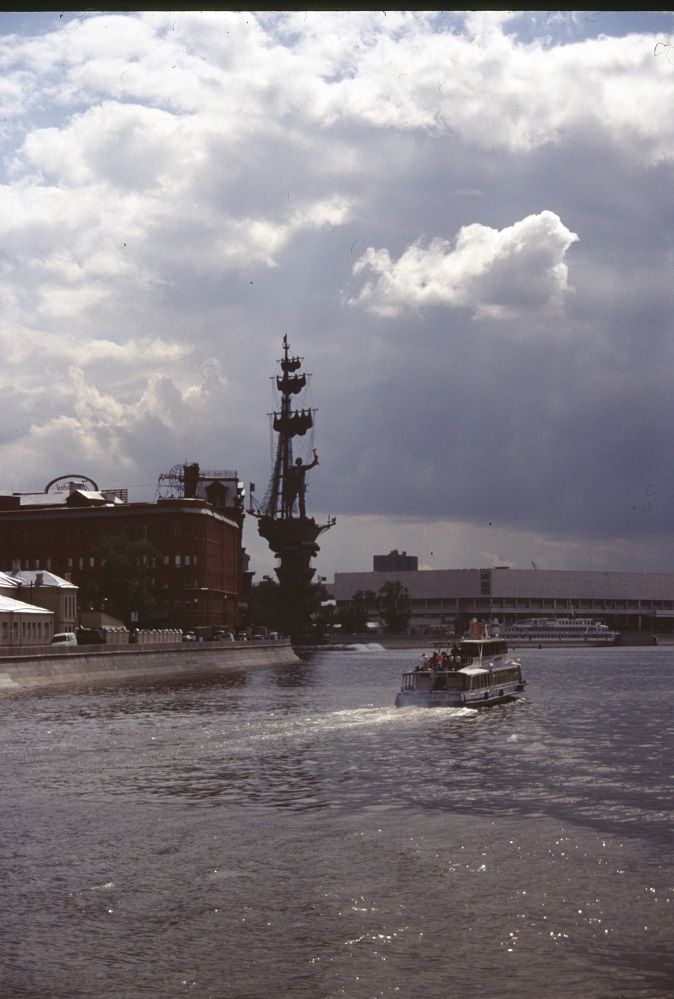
[2,10,674,576]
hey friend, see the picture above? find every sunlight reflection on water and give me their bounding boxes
[1,647,672,998]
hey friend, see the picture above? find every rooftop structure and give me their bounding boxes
[373,550,418,572]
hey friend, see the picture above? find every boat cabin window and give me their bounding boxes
[458,638,508,658]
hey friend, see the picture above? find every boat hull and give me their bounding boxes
[498,618,619,646]
[505,638,615,646]
[395,687,525,709]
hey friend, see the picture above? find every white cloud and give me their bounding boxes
[348,211,578,320]
[1,11,674,579]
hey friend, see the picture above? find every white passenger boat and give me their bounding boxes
[395,637,526,709]
[497,617,618,646]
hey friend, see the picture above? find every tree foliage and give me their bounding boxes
[83,534,160,626]
[249,577,287,633]
[377,580,411,633]
[250,577,330,637]
[339,589,377,633]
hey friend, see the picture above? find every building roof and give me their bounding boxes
[7,488,123,508]
[0,569,77,589]
[0,594,53,614]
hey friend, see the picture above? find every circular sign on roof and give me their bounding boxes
[44,474,99,494]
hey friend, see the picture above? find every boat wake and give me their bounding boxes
[254,703,478,742]
[295,642,386,652]
[395,705,478,719]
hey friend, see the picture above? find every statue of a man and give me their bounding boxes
[284,449,319,517]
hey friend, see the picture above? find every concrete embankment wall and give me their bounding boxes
[0,640,299,695]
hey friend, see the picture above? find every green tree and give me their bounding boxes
[313,594,338,636]
[250,576,330,636]
[340,589,377,633]
[249,577,286,633]
[377,580,411,634]
[84,534,160,627]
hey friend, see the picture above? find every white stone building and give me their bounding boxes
[330,565,674,635]
[0,569,78,634]
[0,594,54,647]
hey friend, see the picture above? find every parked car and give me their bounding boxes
[182,631,197,642]
[50,632,78,646]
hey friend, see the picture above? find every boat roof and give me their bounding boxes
[460,637,505,645]
[458,666,490,676]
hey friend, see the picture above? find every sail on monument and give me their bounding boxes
[251,336,335,638]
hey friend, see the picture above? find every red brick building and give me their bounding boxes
[0,466,250,631]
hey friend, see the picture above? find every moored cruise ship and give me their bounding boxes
[496,617,618,646]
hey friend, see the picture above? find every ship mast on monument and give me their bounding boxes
[251,336,335,638]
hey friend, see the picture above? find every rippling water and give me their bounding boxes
[1,646,672,998]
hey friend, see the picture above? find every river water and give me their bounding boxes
[1,646,672,999]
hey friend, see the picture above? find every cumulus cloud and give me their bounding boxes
[1,10,674,576]
[348,211,578,320]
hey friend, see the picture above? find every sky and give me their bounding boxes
[1,10,674,581]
